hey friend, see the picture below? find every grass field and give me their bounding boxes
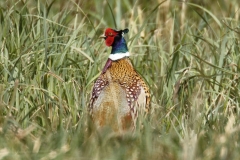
[0,0,240,159]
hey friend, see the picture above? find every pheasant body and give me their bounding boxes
[89,28,150,131]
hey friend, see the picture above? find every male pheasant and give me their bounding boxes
[89,28,150,131]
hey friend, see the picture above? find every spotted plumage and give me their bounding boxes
[89,28,150,131]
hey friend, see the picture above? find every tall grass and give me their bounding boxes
[0,0,240,159]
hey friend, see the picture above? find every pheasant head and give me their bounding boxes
[100,28,129,60]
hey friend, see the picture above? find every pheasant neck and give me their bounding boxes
[109,36,129,61]
[109,52,129,61]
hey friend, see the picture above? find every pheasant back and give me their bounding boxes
[89,58,150,131]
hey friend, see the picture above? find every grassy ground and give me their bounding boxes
[0,0,240,159]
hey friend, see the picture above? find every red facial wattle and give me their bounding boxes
[105,36,115,46]
[104,28,118,46]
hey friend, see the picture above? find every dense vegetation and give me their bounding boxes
[0,0,239,159]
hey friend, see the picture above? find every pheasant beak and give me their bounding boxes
[99,34,106,39]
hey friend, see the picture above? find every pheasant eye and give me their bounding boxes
[108,32,113,36]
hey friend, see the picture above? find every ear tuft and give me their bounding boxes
[122,28,129,34]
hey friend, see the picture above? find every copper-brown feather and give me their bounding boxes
[89,58,150,131]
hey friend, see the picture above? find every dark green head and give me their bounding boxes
[100,28,129,54]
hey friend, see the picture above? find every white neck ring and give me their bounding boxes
[108,52,130,60]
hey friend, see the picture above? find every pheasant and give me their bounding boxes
[89,28,150,132]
